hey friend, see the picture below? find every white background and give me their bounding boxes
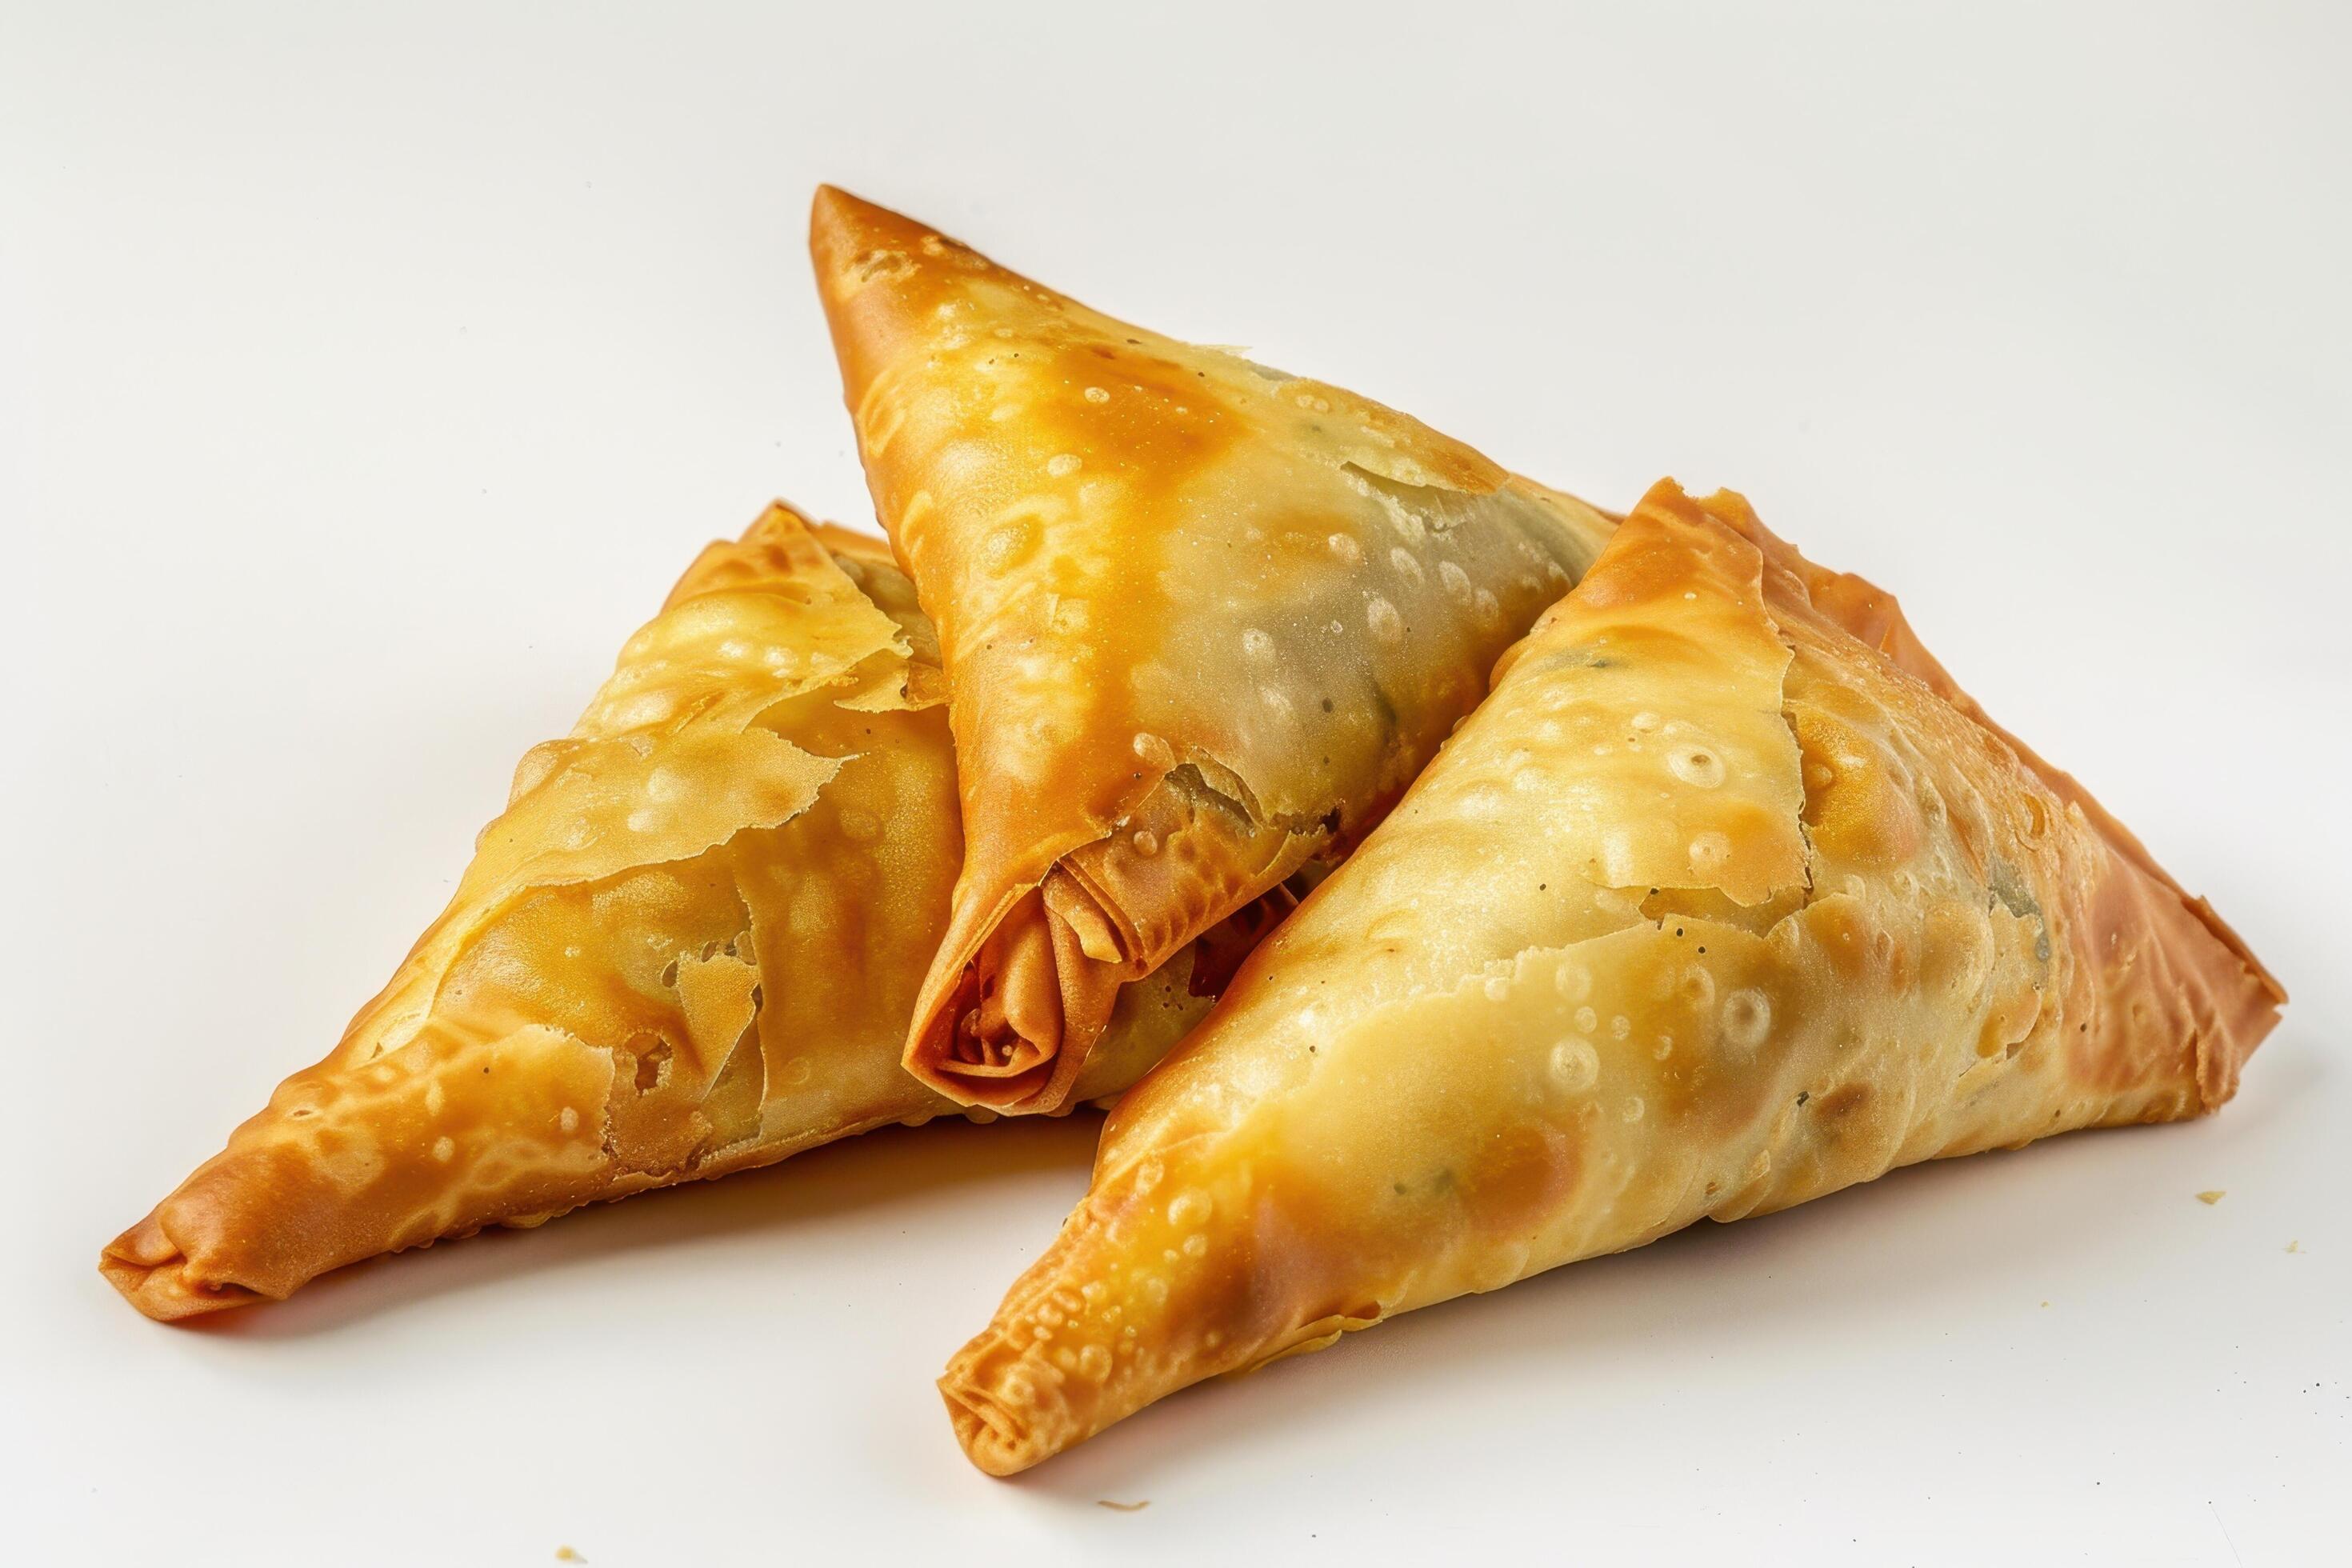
[4,3,2346,1563]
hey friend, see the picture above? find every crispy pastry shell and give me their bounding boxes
[810,186,1617,1112]
[940,480,2284,1473]
[102,506,1236,1321]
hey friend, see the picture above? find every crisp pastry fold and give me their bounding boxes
[940,479,2285,1474]
[810,186,1618,1112]
[102,504,1255,1322]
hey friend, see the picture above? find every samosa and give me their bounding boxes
[103,505,1268,1321]
[810,186,1618,1113]
[940,480,2283,1473]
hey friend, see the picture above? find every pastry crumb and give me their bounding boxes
[2286,1239,2301,1254]
[555,1549,585,1563]
[1098,1498,1150,1512]
[2195,1190,2225,1205]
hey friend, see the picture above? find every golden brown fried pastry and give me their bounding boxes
[941,479,2284,1473]
[102,504,1250,1322]
[809,186,1618,1113]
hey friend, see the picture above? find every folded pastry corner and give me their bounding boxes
[810,184,1618,1113]
[939,478,2284,1471]
[101,502,1249,1322]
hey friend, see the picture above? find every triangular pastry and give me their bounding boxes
[810,186,1617,1112]
[939,479,2284,1472]
[102,504,1262,1321]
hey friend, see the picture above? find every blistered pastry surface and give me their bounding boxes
[942,480,2281,1473]
[102,505,1225,1320]
[811,186,1618,1107]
